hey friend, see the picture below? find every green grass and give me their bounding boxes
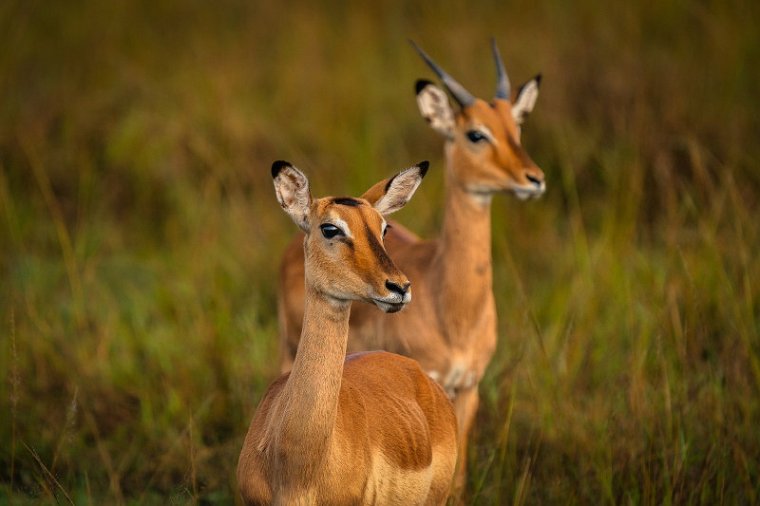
[1,0,759,503]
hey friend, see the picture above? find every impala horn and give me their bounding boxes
[410,40,475,108]
[491,38,511,100]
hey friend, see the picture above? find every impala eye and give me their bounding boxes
[466,130,488,143]
[320,224,343,239]
[383,223,391,237]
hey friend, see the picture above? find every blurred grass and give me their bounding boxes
[1,0,759,503]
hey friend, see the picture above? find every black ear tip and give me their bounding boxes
[415,79,433,94]
[417,160,430,177]
[271,160,291,178]
[535,73,543,86]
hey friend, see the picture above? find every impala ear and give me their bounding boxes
[512,74,542,125]
[361,161,429,216]
[416,80,455,139]
[272,160,311,232]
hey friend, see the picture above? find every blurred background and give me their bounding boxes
[1,0,758,503]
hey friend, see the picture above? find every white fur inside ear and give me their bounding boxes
[273,166,311,231]
[373,166,424,216]
[417,84,455,138]
[512,79,540,125]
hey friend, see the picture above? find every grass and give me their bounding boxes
[1,0,759,503]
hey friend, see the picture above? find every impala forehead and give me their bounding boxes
[492,99,521,137]
[460,99,519,141]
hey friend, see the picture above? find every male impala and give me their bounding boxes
[238,161,457,505]
[277,40,545,490]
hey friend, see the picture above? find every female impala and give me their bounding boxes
[238,161,457,505]
[277,40,545,490]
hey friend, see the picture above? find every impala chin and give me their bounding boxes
[372,292,411,313]
[510,182,545,201]
[376,301,405,313]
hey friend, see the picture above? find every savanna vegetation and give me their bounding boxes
[1,0,758,503]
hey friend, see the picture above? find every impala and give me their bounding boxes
[238,161,457,505]
[277,40,545,491]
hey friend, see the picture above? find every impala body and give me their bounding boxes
[239,162,457,505]
[277,40,545,492]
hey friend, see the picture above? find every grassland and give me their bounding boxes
[1,0,759,503]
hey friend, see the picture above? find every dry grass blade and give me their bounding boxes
[22,442,75,505]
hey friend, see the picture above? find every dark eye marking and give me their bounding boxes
[332,197,362,207]
[363,222,394,271]
[466,130,488,143]
[320,223,344,239]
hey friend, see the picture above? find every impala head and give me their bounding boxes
[273,160,428,313]
[411,39,545,201]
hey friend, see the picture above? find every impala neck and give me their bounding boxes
[277,284,350,470]
[434,158,494,350]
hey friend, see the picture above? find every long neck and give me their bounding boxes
[275,284,350,473]
[433,155,494,350]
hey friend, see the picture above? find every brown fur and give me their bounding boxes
[278,80,545,496]
[238,351,457,505]
[239,166,457,505]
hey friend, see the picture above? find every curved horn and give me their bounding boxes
[491,38,511,100]
[410,40,475,108]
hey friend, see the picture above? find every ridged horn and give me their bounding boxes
[410,40,475,108]
[491,38,511,100]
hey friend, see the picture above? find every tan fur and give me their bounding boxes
[278,67,545,496]
[239,166,457,505]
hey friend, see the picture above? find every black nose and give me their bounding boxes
[526,174,543,187]
[385,280,410,297]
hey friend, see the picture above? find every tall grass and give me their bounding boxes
[1,0,758,503]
